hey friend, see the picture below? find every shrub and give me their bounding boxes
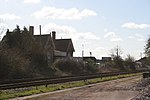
[53,57,99,75]
[52,57,85,75]
[84,59,98,73]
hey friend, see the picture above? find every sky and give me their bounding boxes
[0,0,150,60]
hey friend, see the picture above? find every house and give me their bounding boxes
[83,56,97,63]
[102,57,112,62]
[54,39,75,59]
[29,26,75,64]
[135,57,147,68]
[95,57,112,64]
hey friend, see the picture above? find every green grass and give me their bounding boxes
[0,73,142,100]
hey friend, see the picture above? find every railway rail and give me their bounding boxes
[0,70,147,90]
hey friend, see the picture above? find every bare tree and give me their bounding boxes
[0,25,6,40]
[124,54,136,70]
[110,46,124,70]
[110,46,123,58]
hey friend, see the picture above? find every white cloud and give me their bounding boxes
[24,0,40,4]
[91,47,110,59]
[35,23,99,41]
[128,34,146,41]
[128,36,135,39]
[32,6,97,20]
[104,32,115,38]
[92,47,107,53]
[79,32,99,40]
[0,23,7,33]
[0,13,20,20]
[0,23,7,28]
[104,32,122,42]
[122,22,150,29]
[111,38,122,42]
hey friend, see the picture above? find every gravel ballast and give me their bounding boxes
[131,77,150,100]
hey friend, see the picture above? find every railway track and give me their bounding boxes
[0,70,147,90]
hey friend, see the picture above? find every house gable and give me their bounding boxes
[54,39,75,52]
[34,34,55,50]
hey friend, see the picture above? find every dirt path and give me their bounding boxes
[15,75,142,100]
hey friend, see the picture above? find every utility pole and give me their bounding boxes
[39,25,42,46]
[116,45,119,57]
[82,44,84,58]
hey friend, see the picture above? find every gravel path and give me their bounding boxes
[131,77,150,100]
[16,75,142,100]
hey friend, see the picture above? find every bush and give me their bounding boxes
[124,55,136,70]
[112,56,125,70]
[0,46,32,79]
[52,57,85,75]
[53,57,99,75]
[84,59,98,73]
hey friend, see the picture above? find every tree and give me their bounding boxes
[84,59,98,73]
[0,25,51,80]
[145,37,150,65]
[0,25,5,40]
[124,54,136,70]
[110,46,123,58]
[110,46,124,70]
[145,38,150,56]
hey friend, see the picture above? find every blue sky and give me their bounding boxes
[0,0,150,60]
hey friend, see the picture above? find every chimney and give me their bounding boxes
[29,26,34,35]
[52,31,56,40]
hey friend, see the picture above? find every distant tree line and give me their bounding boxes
[99,46,137,72]
[111,46,136,71]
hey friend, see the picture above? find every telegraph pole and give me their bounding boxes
[39,25,42,46]
[82,44,84,58]
[140,52,143,59]
[116,45,119,57]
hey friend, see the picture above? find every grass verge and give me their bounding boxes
[0,73,142,100]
